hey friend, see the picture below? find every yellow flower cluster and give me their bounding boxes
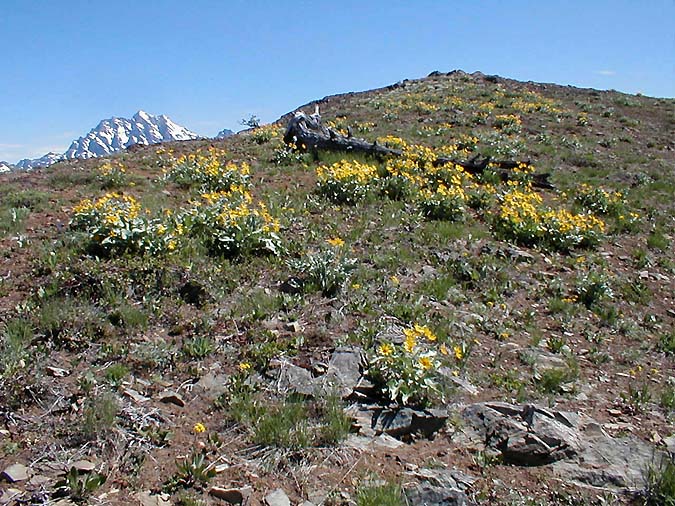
[377,135,409,150]
[496,187,605,250]
[98,161,126,177]
[189,188,281,256]
[165,147,249,193]
[316,160,379,204]
[316,160,379,185]
[72,193,141,226]
[369,322,463,406]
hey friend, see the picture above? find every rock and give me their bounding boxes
[209,486,252,504]
[159,390,186,407]
[273,359,317,397]
[439,369,480,395]
[194,372,229,401]
[345,405,378,437]
[319,346,365,398]
[664,434,675,453]
[410,468,477,492]
[551,424,656,489]
[460,401,659,489]
[284,321,302,333]
[373,407,448,438]
[0,489,22,504]
[264,488,291,506]
[136,490,172,506]
[123,388,150,404]
[71,460,96,473]
[46,366,70,377]
[405,483,473,506]
[2,463,30,482]
[461,402,582,465]
[27,474,51,487]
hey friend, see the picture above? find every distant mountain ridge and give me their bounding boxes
[15,152,64,171]
[13,111,201,170]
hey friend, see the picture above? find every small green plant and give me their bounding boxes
[576,272,613,309]
[643,455,675,506]
[96,160,128,189]
[356,481,404,506]
[250,123,281,144]
[0,207,31,237]
[163,148,250,193]
[253,398,311,450]
[660,382,675,415]
[186,188,281,257]
[658,330,675,356]
[54,467,107,503]
[537,365,577,394]
[317,393,352,446]
[647,228,668,251]
[0,318,33,378]
[288,241,357,296]
[165,450,216,492]
[82,392,119,439]
[70,193,184,256]
[621,383,652,414]
[546,335,567,354]
[104,363,129,388]
[182,336,215,359]
[416,184,467,222]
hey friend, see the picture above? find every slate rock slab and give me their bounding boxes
[373,407,448,438]
[405,483,473,506]
[461,402,581,465]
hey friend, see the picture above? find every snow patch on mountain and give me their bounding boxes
[15,152,64,171]
[0,161,15,173]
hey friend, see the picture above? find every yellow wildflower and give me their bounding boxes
[378,343,394,356]
[193,422,206,434]
[454,345,464,361]
[419,356,433,370]
[327,237,345,247]
[238,362,252,372]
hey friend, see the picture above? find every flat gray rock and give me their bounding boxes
[264,488,290,506]
[373,407,448,438]
[2,463,29,483]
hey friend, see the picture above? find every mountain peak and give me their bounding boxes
[63,111,198,160]
[133,110,151,121]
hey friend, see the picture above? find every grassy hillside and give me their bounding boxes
[1,70,673,505]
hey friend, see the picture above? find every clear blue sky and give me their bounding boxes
[1,0,673,163]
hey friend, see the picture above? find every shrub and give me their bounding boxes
[287,240,357,296]
[186,188,281,257]
[494,185,605,251]
[316,160,379,204]
[367,323,454,406]
[164,148,250,193]
[70,193,184,256]
[417,184,467,222]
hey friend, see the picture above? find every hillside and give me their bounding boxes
[0,70,674,506]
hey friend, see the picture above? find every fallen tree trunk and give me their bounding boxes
[283,112,554,189]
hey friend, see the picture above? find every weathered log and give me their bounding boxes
[284,112,554,189]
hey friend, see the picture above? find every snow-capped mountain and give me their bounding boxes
[63,110,199,160]
[215,128,234,139]
[15,152,64,171]
[0,161,15,173]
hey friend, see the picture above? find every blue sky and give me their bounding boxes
[1,0,673,163]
